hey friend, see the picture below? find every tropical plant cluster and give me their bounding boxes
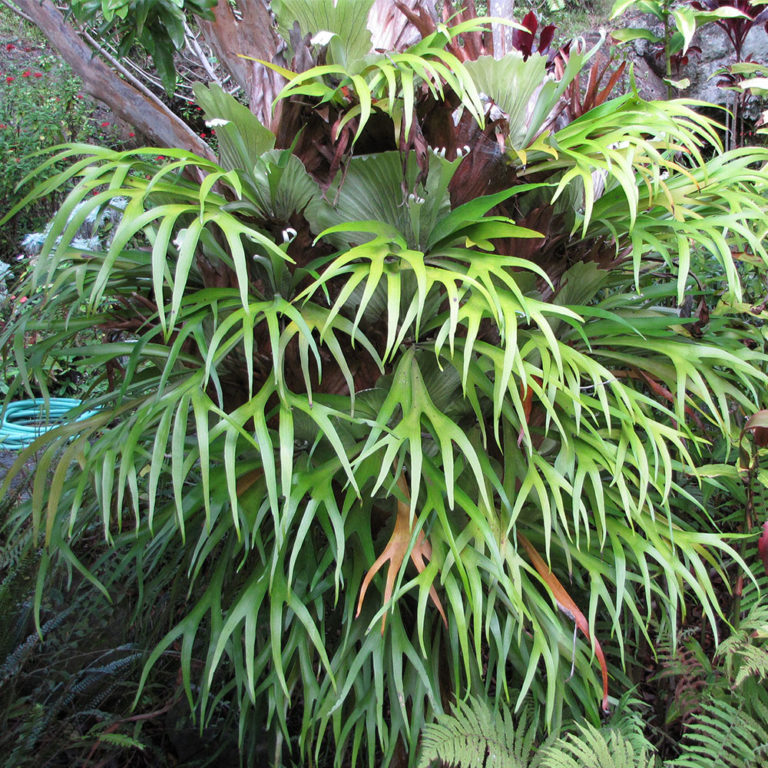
[2,1,768,767]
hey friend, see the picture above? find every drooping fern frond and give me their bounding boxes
[653,635,713,726]
[538,720,658,768]
[417,697,546,768]
[668,698,768,768]
[0,608,73,684]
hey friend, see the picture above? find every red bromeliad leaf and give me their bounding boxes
[356,474,447,633]
[518,532,610,713]
[637,369,704,430]
[518,380,534,446]
[518,375,543,446]
[513,10,538,59]
[744,409,768,447]
[758,521,768,578]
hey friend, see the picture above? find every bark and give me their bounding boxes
[490,0,516,57]
[369,0,432,51]
[198,0,284,129]
[15,0,214,158]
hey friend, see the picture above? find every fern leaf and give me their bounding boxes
[417,697,544,768]
[669,698,768,768]
[539,721,657,768]
[719,598,768,687]
[95,731,146,750]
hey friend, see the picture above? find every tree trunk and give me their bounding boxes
[15,0,215,157]
[490,0,516,57]
[369,0,433,51]
[198,0,284,130]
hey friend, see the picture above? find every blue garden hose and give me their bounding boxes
[0,398,100,451]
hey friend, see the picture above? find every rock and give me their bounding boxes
[680,24,768,106]
[613,13,768,109]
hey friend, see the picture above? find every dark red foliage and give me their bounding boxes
[691,0,768,60]
[511,11,557,61]
[758,521,768,577]
[660,46,702,75]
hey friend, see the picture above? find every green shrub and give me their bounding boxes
[0,54,119,263]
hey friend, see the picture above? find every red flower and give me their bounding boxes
[76,94,83,99]
[5,43,14,51]
[100,121,110,127]
[18,296,28,304]
[200,132,207,138]
[759,522,768,578]
[128,131,135,137]
[22,70,30,77]
[5,76,14,83]
[33,72,42,78]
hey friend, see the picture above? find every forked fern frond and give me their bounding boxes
[417,697,546,768]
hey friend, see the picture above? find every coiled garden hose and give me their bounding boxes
[0,399,99,451]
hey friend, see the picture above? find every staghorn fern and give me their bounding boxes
[417,696,548,768]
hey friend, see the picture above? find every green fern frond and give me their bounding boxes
[669,698,768,768]
[539,720,658,768]
[729,644,768,688]
[0,609,72,683]
[90,730,146,751]
[719,598,768,687]
[417,697,546,768]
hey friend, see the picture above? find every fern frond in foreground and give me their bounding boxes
[417,697,546,768]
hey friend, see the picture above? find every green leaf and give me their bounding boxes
[192,83,276,171]
[271,0,375,64]
[610,27,663,44]
[672,6,697,56]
